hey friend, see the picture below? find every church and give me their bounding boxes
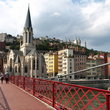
[4,6,47,78]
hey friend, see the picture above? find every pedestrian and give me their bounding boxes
[5,74,9,84]
[0,74,4,84]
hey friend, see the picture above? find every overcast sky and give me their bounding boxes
[0,0,110,51]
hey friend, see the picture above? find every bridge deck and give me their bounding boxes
[0,82,53,110]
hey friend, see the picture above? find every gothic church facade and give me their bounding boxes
[4,7,47,78]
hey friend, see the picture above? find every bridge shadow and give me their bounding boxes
[0,87,11,110]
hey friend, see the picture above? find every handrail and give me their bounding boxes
[10,76,110,110]
[61,62,110,77]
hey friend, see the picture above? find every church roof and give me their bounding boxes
[24,6,32,28]
[13,50,23,56]
[27,49,39,56]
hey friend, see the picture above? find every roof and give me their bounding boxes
[12,50,23,56]
[27,49,39,56]
[24,6,32,28]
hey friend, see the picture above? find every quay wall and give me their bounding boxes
[66,79,110,89]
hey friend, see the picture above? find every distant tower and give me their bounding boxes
[78,38,81,46]
[20,6,34,55]
[85,41,87,48]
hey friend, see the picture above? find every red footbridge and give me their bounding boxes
[8,76,110,110]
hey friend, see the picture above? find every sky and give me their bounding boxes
[0,0,110,52]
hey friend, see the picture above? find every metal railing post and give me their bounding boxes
[13,76,15,84]
[17,76,19,86]
[106,93,110,110]
[52,82,55,107]
[23,77,25,90]
[33,78,35,95]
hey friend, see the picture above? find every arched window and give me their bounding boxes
[29,32,31,43]
[25,32,27,43]
[25,66,28,73]
[33,59,35,70]
[10,59,12,72]
[37,58,39,70]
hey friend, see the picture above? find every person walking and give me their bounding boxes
[1,74,4,84]
[5,74,9,84]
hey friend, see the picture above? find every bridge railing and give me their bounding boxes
[10,76,110,110]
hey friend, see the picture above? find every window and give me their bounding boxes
[10,66,12,72]
[33,59,35,70]
[25,32,27,43]
[70,62,72,66]
[37,58,39,70]
[29,32,31,43]
[42,66,44,73]
[10,59,12,72]
[15,66,17,72]
[19,66,21,73]
[25,66,28,73]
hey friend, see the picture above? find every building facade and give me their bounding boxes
[0,33,16,43]
[58,49,74,79]
[44,52,58,77]
[4,7,47,78]
[0,42,5,51]
[86,55,105,79]
[0,52,6,74]
[106,53,110,77]
[0,33,7,42]
[57,48,87,79]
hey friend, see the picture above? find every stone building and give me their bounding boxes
[4,6,47,78]
[0,33,16,43]
[0,33,7,42]
[0,51,6,74]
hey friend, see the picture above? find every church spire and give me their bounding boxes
[20,5,34,55]
[24,5,32,28]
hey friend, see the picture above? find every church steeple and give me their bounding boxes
[23,5,33,44]
[20,5,34,55]
[24,6,32,29]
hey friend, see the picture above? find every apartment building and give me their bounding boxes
[86,55,105,79]
[58,49,74,79]
[44,52,58,77]
[58,48,87,79]
[106,53,110,77]
[73,48,87,71]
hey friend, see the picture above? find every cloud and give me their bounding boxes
[52,12,61,16]
[0,0,110,51]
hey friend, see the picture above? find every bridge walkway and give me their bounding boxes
[0,82,53,110]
